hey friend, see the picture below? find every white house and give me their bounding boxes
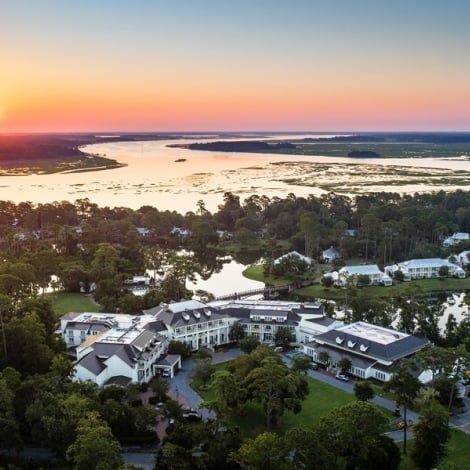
[322,246,340,263]
[386,258,466,280]
[301,321,430,382]
[443,232,469,247]
[273,251,312,266]
[457,250,470,268]
[338,265,392,286]
[60,312,169,387]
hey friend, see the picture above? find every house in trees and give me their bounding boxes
[338,265,392,286]
[273,251,312,266]
[443,232,469,247]
[301,321,430,382]
[322,246,340,263]
[385,258,466,280]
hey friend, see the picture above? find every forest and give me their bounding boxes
[1,190,470,467]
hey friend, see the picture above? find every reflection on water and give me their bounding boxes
[190,258,264,298]
[1,135,470,213]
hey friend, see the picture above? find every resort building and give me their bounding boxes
[60,299,341,386]
[338,265,392,286]
[385,258,466,280]
[143,299,237,350]
[301,321,430,382]
[60,312,169,387]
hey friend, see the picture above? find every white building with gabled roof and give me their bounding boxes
[302,321,430,382]
[385,258,466,280]
[273,251,312,266]
[338,265,392,286]
[443,232,469,247]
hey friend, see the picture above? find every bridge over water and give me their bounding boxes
[214,284,294,301]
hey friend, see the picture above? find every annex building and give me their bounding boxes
[302,321,430,382]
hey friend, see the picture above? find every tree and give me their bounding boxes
[0,376,23,452]
[291,353,313,374]
[384,360,422,455]
[229,432,291,470]
[318,350,330,367]
[439,265,450,278]
[317,401,392,470]
[205,370,241,420]
[338,357,352,374]
[193,358,215,386]
[66,412,124,470]
[356,273,371,287]
[274,326,295,350]
[354,380,375,401]
[149,376,170,402]
[285,427,336,470]
[411,399,450,470]
[238,335,260,354]
[167,340,192,357]
[244,356,308,429]
[229,322,246,342]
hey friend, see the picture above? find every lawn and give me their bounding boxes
[398,428,470,469]
[192,364,356,437]
[50,292,101,317]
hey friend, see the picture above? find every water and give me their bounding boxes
[190,259,263,298]
[1,134,469,213]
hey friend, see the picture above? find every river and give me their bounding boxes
[1,134,469,213]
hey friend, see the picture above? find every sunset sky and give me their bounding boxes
[1,0,469,132]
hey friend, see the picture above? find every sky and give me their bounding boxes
[1,0,469,132]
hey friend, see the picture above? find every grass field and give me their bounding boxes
[50,292,101,317]
[193,363,360,437]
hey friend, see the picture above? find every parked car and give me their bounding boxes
[398,419,414,429]
[183,410,202,421]
[162,369,171,377]
[335,374,350,382]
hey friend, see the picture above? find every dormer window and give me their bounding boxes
[359,344,369,352]
[336,336,344,344]
[347,340,356,348]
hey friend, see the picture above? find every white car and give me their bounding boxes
[335,374,350,382]
[162,369,171,378]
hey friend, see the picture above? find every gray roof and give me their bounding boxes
[233,308,300,326]
[306,316,336,327]
[155,305,231,328]
[314,326,429,362]
[78,342,139,375]
[104,375,132,387]
[131,329,156,350]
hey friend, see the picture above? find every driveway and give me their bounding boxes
[166,348,242,420]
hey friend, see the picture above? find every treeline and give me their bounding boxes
[1,190,470,314]
[188,140,296,152]
[0,133,183,162]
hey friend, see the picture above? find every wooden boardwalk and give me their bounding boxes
[214,284,292,301]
